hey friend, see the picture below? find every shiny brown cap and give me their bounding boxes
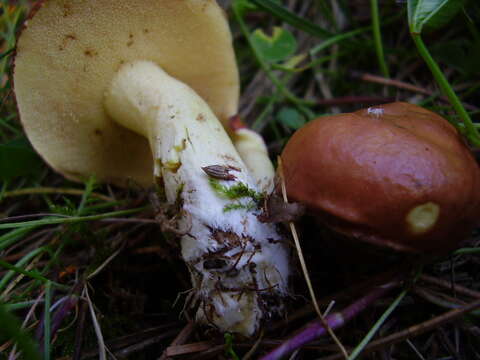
[281,102,480,253]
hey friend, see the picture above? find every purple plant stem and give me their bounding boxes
[260,281,399,360]
[36,295,79,352]
[50,295,79,335]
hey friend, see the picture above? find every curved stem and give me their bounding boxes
[411,34,480,146]
[42,281,52,360]
[104,61,289,335]
[370,0,390,78]
[348,287,407,360]
[260,281,398,360]
[232,3,315,119]
[0,208,145,230]
[250,0,332,38]
[233,128,275,192]
[2,187,113,202]
[310,27,368,56]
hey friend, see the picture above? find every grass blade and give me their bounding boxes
[0,248,48,292]
[0,227,35,251]
[347,289,408,359]
[0,207,147,230]
[411,34,480,146]
[370,0,390,78]
[4,300,45,311]
[43,281,52,360]
[84,286,107,360]
[250,0,332,38]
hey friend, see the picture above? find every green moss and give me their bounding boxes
[208,178,263,213]
[208,178,263,202]
[223,202,256,213]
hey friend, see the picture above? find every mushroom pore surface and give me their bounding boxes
[281,102,480,253]
[14,0,239,187]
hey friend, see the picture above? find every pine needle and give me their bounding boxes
[277,157,349,359]
[83,286,107,360]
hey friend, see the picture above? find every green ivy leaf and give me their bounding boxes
[408,0,465,34]
[232,0,258,17]
[0,138,41,181]
[277,106,306,129]
[250,26,297,62]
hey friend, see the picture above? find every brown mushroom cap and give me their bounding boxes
[14,0,239,187]
[281,102,480,253]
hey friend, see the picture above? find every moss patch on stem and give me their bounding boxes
[208,178,262,201]
[208,178,263,213]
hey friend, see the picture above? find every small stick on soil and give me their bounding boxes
[165,341,215,357]
[277,157,348,359]
[3,187,113,202]
[99,218,159,224]
[320,297,480,360]
[316,96,396,106]
[350,71,432,95]
[413,286,468,310]
[350,71,478,111]
[269,267,408,332]
[114,329,179,358]
[72,299,88,360]
[185,344,225,360]
[420,274,480,299]
[159,322,194,360]
[260,280,399,360]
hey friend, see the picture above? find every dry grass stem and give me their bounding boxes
[277,157,349,359]
[321,297,480,360]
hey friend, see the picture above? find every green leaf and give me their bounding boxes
[408,0,465,34]
[277,106,306,129]
[250,27,297,62]
[0,303,41,360]
[0,47,14,61]
[232,0,258,17]
[224,333,240,360]
[0,137,41,180]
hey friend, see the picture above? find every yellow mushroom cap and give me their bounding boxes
[14,0,239,187]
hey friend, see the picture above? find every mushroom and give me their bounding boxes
[281,102,480,254]
[232,122,276,193]
[14,0,289,336]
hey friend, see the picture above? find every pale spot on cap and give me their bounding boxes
[406,202,440,235]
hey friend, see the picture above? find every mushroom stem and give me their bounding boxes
[233,128,276,192]
[104,61,289,336]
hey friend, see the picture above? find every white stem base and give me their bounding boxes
[104,61,289,335]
